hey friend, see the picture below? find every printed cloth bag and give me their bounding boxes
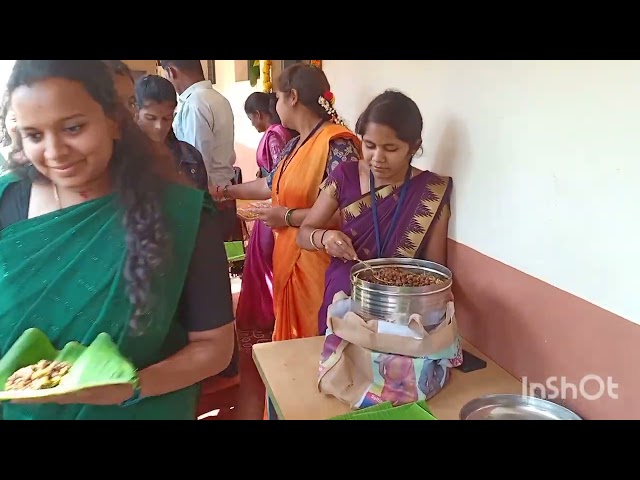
[318,292,463,409]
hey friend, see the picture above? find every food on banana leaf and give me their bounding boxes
[5,360,72,391]
[0,328,138,400]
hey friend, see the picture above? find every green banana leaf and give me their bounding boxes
[225,241,245,262]
[330,402,394,420]
[0,328,137,400]
[330,400,437,420]
[248,60,260,87]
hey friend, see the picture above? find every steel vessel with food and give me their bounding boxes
[350,258,453,329]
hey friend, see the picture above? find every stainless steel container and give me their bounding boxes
[349,258,453,328]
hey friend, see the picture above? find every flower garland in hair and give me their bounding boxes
[262,60,272,93]
[318,91,346,126]
[310,60,322,69]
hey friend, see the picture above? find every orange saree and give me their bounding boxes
[270,123,360,342]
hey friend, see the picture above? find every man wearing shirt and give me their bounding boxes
[159,60,236,189]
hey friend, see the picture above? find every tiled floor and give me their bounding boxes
[196,276,272,420]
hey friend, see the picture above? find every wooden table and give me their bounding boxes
[252,336,523,420]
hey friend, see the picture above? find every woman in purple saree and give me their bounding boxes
[298,90,453,334]
[235,93,295,331]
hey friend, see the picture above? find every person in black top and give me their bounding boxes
[135,73,239,378]
[0,175,231,334]
[0,60,235,419]
[134,74,208,191]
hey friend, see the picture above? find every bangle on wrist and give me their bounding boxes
[310,228,322,250]
[285,208,297,227]
[320,229,329,247]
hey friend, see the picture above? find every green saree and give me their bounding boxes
[0,173,205,420]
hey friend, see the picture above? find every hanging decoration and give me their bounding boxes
[248,60,261,87]
[262,60,272,93]
[310,60,322,69]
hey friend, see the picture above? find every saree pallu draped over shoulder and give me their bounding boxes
[319,164,453,333]
[270,124,361,342]
[0,174,205,420]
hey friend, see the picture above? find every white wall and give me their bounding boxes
[208,60,263,150]
[323,60,640,324]
[0,60,16,96]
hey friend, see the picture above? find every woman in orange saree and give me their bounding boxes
[212,64,361,419]
[212,64,361,344]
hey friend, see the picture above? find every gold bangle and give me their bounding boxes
[285,208,297,227]
[310,228,322,250]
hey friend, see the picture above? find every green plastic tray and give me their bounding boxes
[331,400,437,420]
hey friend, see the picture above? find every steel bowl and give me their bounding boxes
[349,258,452,328]
[459,394,582,420]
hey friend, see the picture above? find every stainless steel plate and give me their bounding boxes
[459,394,582,420]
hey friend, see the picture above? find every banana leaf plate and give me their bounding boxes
[330,400,437,420]
[225,241,245,262]
[0,328,137,401]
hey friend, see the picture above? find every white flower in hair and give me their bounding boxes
[318,92,346,127]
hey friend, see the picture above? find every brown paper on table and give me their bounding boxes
[317,292,460,409]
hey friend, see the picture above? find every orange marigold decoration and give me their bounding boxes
[310,60,322,69]
[262,60,272,93]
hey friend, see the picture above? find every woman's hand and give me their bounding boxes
[249,206,288,229]
[322,230,357,261]
[11,383,134,406]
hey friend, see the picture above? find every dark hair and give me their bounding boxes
[244,91,281,124]
[4,60,171,333]
[275,63,340,123]
[102,60,134,83]
[355,89,423,149]
[159,60,204,76]
[135,74,178,109]
[135,74,183,146]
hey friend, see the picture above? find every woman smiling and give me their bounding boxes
[0,60,235,420]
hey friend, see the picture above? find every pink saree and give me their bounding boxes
[235,124,294,331]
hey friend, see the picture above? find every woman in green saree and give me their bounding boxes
[0,60,236,420]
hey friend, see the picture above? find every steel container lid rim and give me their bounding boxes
[350,257,453,295]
